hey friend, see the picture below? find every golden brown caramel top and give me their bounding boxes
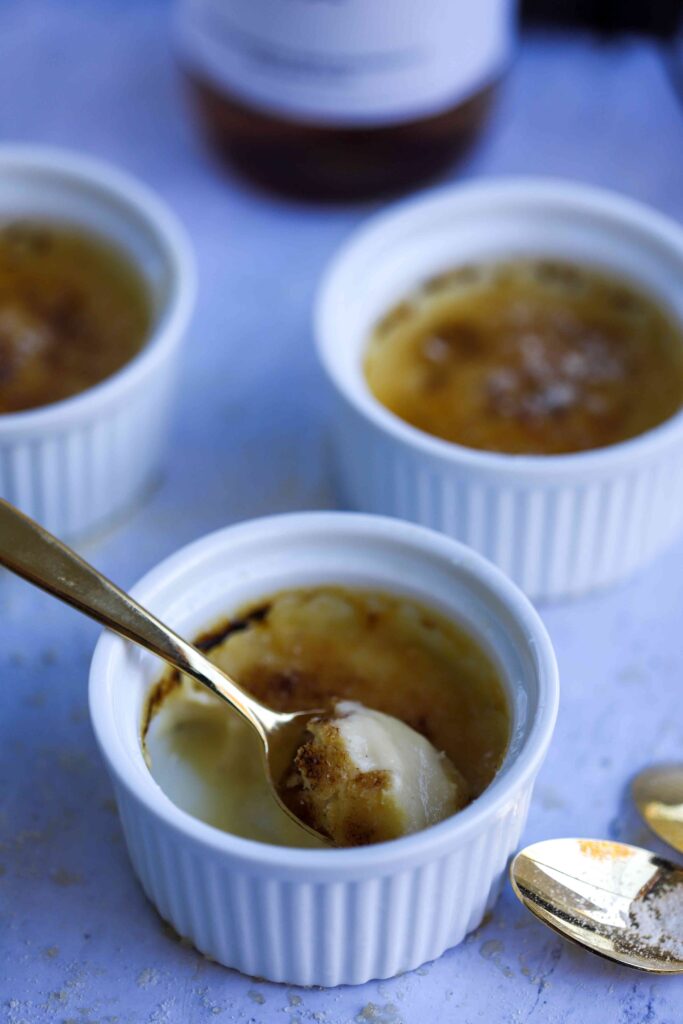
[364,260,683,455]
[144,587,510,846]
[0,220,151,414]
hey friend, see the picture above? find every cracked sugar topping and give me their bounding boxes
[365,259,683,455]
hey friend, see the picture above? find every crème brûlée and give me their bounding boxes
[144,587,510,848]
[0,219,150,413]
[364,259,683,455]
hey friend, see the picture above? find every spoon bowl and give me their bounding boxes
[633,763,683,854]
[511,838,683,973]
[0,498,325,843]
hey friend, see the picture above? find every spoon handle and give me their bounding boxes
[0,499,272,736]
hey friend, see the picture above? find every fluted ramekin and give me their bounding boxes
[0,146,195,537]
[315,179,683,600]
[89,512,558,986]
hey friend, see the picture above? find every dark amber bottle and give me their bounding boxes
[176,0,515,201]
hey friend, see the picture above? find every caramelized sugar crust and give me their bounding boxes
[364,260,683,455]
[143,588,510,846]
[198,588,509,798]
[0,220,151,413]
[290,718,394,846]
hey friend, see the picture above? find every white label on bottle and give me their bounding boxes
[177,0,515,126]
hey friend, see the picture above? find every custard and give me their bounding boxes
[0,219,151,413]
[364,260,683,455]
[144,587,510,847]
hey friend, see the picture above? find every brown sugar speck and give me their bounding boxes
[578,840,633,862]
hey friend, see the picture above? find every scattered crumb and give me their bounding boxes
[248,990,265,1005]
[288,993,303,1006]
[137,968,160,988]
[479,938,514,978]
[42,945,59,959]
[355,1003,403,1024]
[196,985,224,1015]
[50,868,83,887]
[149,999,175,1023]
[480,938,504,959]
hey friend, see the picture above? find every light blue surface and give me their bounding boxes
[2,3,683,1021]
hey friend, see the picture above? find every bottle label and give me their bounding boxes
[177,0,515,126]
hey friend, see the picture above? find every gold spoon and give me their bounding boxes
[510,838,683,973]
[633,764,683,854]
[0,498,325,843]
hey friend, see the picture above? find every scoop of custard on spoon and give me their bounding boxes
[284,700,468,846]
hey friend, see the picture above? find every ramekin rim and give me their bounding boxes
[0,144,196,433]
[89,511,559,872]
[314,176,683,476]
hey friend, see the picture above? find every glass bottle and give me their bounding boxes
[176,0,516,200]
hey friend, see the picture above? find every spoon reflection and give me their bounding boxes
[633,763,683,854]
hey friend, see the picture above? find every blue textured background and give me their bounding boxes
[2,3,683,1021]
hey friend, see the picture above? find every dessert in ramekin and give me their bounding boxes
[89,512,558,986]
[0,146,195,537]
[143,583,510,848]
[315,179,683,600]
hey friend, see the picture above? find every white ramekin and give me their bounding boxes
[315,179,683,601]
[89,512,559,986]
[0,146,195,538]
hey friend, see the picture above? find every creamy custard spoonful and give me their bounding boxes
[0,499,462,846]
